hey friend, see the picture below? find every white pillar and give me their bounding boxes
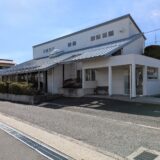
[108,66,112,96]
[131,64,136,98]
[143,66,147,96]
[82,69,85,89]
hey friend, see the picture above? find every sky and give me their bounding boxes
[0,0,160,64]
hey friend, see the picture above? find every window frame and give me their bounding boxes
[108,30,114,37]
[91,36,95,41]
[147,67,158,80]
[102,32,108,38]
[96,34,101,40]
[85,69,96,81]
[73,41,76,46]
[68,42,72,47]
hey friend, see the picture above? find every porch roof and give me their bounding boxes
[0,35,141,76]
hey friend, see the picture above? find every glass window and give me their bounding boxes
[108,30,114,36]
[102,32,107,38]
[91,36,95,41]
[147,67,158,79]
[68,42,72,47]
[85,69,96,81]
[73,41,76,46]
[96,34,101,40]
[77,70,82,82]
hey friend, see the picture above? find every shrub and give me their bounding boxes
[0,81,42,95]
[8,82,37,95]
[0,82,8,93]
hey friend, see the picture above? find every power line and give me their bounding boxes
[143,28,160,34]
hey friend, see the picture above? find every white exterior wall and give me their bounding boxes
[96,68,108,86]
[123,37,144,55]
[147,80,160,95]
[129,20,139,36]
[47,65,63,94]
[47,69,53,93]
[33,18,130,59]
[112,68,128,95]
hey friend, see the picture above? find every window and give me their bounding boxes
[112,50,122,56]
[73,41,76,46]
[102,32,107,38]
[85,69,96,81]
[108,30,114,36]
[43,47,54,54]
[91,36,95,41]
[147,67,158,79]
[68,42,72,47]
[96,34,101,40]
[77,70,82,82]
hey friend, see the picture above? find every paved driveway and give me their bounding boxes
[0,97,159,158]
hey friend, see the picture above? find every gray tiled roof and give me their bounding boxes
[64,38,133,62]
[0,35,141,76]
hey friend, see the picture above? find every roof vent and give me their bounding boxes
[49,49,64,58]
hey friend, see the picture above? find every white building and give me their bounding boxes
[1,14,160,98]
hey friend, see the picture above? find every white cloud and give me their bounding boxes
[151,10,160,17]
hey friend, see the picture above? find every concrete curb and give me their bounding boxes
[0,112,123,160]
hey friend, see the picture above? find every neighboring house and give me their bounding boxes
[0,14,160,98]
[0,59,15,69]
[0,59,15,82]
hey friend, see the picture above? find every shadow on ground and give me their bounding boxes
[37,97,160,117]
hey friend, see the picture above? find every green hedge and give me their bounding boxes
[0,82,8,93]
[0,82,40,95]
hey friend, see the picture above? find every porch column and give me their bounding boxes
[108,66,112,96]
[52,68,54,94]
[143,66,147,96]
[43,71,47,92]
[26,73,29,84]
[131,64,136,98]
[38,72,40,90]
[15,74,18,82]
[82,69,85,88]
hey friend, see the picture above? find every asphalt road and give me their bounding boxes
[0,97,159,158]
[0,130,48,160]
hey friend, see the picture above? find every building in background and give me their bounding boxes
[0,59,15,69]
[0,14,160,98]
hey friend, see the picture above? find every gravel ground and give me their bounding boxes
[0,98,159,158]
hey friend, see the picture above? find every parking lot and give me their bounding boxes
[0,97,160,158]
